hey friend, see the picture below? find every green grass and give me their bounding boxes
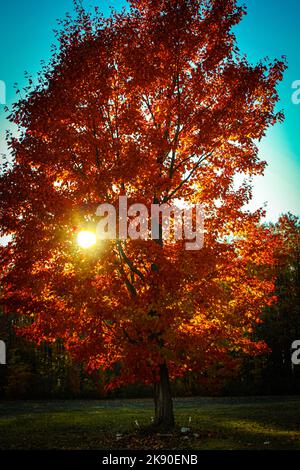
[0,397,299,450]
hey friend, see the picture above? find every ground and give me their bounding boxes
[0,396,299,450]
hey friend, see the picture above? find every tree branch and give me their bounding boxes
[116,240,145,281]
[163,151,213,202]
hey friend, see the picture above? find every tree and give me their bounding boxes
[0,0,285,429]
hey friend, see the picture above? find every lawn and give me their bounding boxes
[0,396,299,450]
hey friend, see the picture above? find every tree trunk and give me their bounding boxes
[153,362,175,429]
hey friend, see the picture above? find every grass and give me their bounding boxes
[0,396,300,450]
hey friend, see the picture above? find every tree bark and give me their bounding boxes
[153,362,175,429]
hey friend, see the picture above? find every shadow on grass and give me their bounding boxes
[0,397,299,450]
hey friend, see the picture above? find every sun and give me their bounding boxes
[77,230,97,249]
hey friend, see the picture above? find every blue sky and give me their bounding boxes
[0,0,299,221]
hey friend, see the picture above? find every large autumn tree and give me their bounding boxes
[0,0,285,428]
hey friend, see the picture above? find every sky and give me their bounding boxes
[0,0,299,222]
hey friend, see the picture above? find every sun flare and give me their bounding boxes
[77,230,97,249]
